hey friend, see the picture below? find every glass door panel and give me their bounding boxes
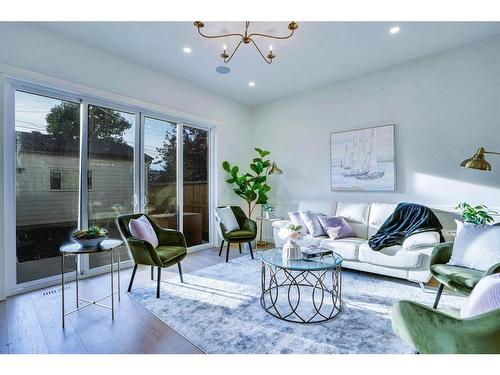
[182,126,209,246]
[143,117,178,230]
[15,90,79,283]
[88,104,135,268]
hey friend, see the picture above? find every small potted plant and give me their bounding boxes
[456,202,496,225]
[278,224,303,260]
[262,203,275,220]
[72,226,108,248]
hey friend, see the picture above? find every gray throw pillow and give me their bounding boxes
[300,211,327,237]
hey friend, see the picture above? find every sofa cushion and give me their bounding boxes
[368,203,397,237]
[296,235,327,248]
[431,264,483,289]
[335,202,370,239]
[358,242,421,269]
[297,201,336,216]
[319,237,365,261]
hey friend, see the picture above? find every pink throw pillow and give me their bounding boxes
[129,215,159,248]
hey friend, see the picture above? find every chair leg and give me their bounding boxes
[156,267,162,298]
[226,242,230,263]
[219,240,224,256]
[433,283,444,309]
[248,241,254,259]
[151,265,154,280]
[178,262,184,283]
[127,264,138,292]
[238,243,242,254]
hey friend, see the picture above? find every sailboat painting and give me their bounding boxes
[331,124,395,191]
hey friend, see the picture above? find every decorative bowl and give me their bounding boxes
[73,236,107,248]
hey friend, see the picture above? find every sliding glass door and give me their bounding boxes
[10,83,213,292]
[182,125,210,246]
[88,104,136,268]
[143,116,179,230]
[15,90,80,283]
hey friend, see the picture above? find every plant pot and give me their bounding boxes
[282,239,301,260]
[73,236,107,248]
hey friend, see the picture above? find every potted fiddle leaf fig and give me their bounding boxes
[222,148,281,218]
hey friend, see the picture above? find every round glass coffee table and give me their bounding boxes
[260,248,343,323]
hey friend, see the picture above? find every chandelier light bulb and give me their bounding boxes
[269,45,273,51]
[223,44,227,51]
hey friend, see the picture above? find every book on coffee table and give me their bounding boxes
[300,245,333,259]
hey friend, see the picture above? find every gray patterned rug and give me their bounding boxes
[129,254,463,354]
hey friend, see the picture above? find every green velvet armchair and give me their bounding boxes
[430,242,500,308]
[215,206,257,262]
[117,213,187,298]
[392,300,500,353]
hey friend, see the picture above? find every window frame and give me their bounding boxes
[4,77,217,296]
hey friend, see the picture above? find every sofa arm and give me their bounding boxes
[157,228,187,248]
[242,218,257,235]
[430,242,454,267]
[402,231,441,251]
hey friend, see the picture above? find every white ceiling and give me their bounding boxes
[34,22,500,106]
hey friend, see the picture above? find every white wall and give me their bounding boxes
[0,23,253,299]
[252,35,500,216]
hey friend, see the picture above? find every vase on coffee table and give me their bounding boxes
[282,238,301,260]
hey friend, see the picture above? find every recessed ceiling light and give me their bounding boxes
[389,26,400,34]
[183,46,192,54]
[248,81,256,87]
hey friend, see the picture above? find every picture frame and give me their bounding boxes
[330,124,395,191]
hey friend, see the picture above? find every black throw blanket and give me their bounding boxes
[368,202,444,251]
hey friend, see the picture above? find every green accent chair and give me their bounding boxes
[117,213,187,298]
[392,301,500,353]
[215,206,257,262]
[430,242,500,308]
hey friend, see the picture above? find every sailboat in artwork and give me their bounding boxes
[342,130,369,177]
[355,128,385,180]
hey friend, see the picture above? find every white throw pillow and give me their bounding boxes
[402,231,440,251]
[448,220,500,271]
[461,273,500,318]
[215,206,240,232]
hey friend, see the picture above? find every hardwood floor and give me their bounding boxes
[0,244,264,354]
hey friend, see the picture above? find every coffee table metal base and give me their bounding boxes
[260,262,342,323]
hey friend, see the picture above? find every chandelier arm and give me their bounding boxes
[196,27,244,40]
[224,39,244,63]
[249,38,272,64]
[247,29,295,40]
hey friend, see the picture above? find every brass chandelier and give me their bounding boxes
[193,21,298,64]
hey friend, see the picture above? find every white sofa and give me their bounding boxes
[272,201,453,286]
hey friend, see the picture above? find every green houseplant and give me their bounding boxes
[222,148,281,218]
[72,226,108,248]
[456,202,495,225]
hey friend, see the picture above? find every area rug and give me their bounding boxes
[129,254,463,354]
